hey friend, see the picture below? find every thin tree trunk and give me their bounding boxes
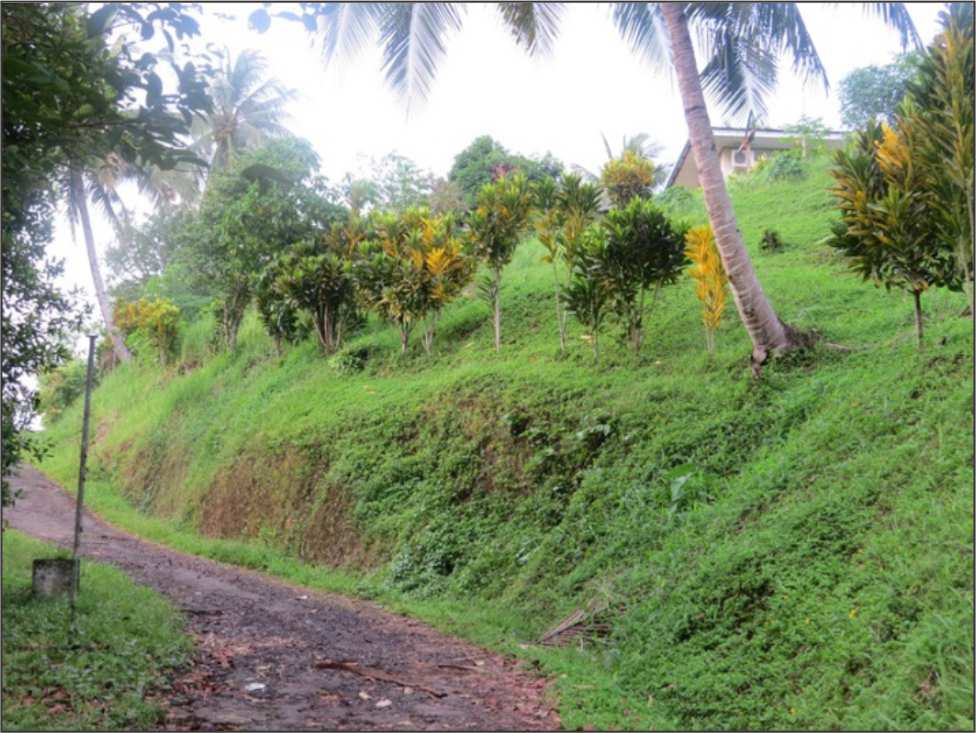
[399,318,410,354]
[423,311,438,354]
[913,289,924,347]
[493,266,502,352]
[71,170,131,364]
[226,310,240,352]
[660,5,794,369]
[552,262,566,353]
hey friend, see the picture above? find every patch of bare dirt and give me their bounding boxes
[4,465,560,731]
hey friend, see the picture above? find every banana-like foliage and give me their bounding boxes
[685,225,728,354]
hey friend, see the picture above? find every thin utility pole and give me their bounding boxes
[69,334,98,621]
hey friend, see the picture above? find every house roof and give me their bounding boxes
[664,126,847,188]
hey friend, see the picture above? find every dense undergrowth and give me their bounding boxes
[1,530,189,731]
[39,157,974,729]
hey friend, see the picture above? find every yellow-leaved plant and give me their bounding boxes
[685,225,728,354]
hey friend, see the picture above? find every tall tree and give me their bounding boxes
[67,169,133,363]
[259,2,919,370]
[838,52,921,130]
[192,48,296,177]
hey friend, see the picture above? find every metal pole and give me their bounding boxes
[70,334,98,612]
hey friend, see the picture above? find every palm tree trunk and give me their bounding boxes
[660,5,795,368]
[71,170,132,364]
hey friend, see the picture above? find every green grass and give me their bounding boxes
[40,154,974,730]
[1,530,190,731]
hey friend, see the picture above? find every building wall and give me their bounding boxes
[674,144,804,188]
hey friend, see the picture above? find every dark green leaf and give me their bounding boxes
[86,5,117,37]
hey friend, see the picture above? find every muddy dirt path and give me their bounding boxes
[4,465,560,731]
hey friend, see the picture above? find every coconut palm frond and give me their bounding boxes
[496,2,564,55]
[319,2,386,65]
[600,131,614,161]
[860,2,922,49]
[687,2,823,118]
[745,2,827,89]
[192,48,296,176]
[698,24,778,119]
[87,175,126,232]
[377,2,464,103]
[611,2,670,69]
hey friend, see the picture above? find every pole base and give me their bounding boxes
[32,558,79,598]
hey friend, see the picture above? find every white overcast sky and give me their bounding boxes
[52,1,944,326]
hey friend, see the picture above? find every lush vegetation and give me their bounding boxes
[1,530,190,731]
[1,2,214,502]
[7,2,973,730]
[39,155,974,730]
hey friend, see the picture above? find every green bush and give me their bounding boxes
[38,359,89,424]
[759,228,786,252]
[762,148,808,181]
[114,297,181,365]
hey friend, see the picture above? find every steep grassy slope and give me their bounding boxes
[40,157,974,729]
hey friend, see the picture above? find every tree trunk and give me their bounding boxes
[913,289,924,348]
[423,312,438,354]
[660,5,795,369]
[71,170,131,364]
[399,318,410,354]
[226,310,240,353]
[493,266,502,353]
[552,263,566,354]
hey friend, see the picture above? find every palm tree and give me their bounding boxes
[304,2,919,369]
[66,150,207,365]
[191,48,296,177]
[66,167,133,364]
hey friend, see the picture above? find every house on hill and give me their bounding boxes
[665,126,847,189]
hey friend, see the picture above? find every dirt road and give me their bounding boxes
[4,465,560,731]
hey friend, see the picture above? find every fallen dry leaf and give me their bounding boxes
[358,691,371,701]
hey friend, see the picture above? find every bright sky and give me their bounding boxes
[52,1,944,331]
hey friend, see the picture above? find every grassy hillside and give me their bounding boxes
[40,156,974,730]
